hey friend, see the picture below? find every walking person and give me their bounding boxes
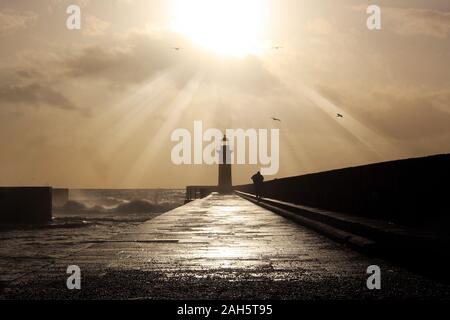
[251,171,264,202]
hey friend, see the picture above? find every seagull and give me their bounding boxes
[271,117,281,122]
[336,113,344,118]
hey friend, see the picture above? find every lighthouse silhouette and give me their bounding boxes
[218,135,232,193]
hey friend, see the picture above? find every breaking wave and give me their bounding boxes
[56,198,179,215]
[45,189,186,228]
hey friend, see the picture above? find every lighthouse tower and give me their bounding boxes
[218,135,232,193]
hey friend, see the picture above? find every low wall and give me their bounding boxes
[0,187,52,224]
[235,154,450,226]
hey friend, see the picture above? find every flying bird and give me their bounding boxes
[272,46,283,50]
[336,113,344,118]
[271,117,281,122]
[172,47,182,51]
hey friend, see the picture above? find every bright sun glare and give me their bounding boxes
[171,0,268,57]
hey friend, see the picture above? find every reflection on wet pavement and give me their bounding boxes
[3,193,450,299]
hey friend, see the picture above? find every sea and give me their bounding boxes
[0,189,185,283]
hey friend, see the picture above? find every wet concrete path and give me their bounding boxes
[3,194,450,299]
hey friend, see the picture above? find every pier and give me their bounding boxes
[2,192,450,299]
[1,154,450,299]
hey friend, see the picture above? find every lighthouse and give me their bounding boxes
[218,135,232,193]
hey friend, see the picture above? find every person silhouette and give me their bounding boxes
[251,171,264,202]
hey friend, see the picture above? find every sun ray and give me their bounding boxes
[259,56,408,162]
[122,73,204,185]
[80,68,182,169]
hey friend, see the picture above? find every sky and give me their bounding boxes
[0,0,449,188]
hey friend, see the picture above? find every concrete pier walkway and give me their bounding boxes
[3,193,450,299]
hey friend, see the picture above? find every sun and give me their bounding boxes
[171,0,268,57]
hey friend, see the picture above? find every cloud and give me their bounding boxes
[0,50,78,111]
[387,7,450,38]
[61,32,279,93]
[62,35,175,86]
[83,14,110,36]
[316,84,450,140]
[0,31,278,116]
[0,10,37,36]
[0,83,76,110]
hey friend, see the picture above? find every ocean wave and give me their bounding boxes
[58,200,104,213]
[113,199,175,213]
[55,198,179,215]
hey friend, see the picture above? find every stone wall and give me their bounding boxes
[0,187,52,224]
[235,154,450,226]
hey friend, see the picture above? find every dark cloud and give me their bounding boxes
[0,54,78,111]
[61,32,279,93]
[0,32,278,117]
[0,82,76,110]
[63,35,177,84]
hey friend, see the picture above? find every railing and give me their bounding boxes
[185,186,217,203]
